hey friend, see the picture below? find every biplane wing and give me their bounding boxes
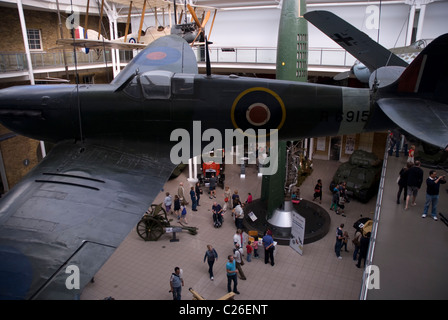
[56,38,147,50]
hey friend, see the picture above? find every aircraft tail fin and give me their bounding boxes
[394,33,448,101]
[111,35,198,86]
[377,33,448,149]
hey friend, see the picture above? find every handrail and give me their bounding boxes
[0,46,355,74]
[358,135,390,300]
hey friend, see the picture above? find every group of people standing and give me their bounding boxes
[334,223,370,268]
[397,160,446,219]
[330,181,350,217]
[170,229,275,299]
[163,181,203,224]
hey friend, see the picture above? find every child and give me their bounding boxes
[246,241,253,262]
[408,145,415,163]
[246,192,253,204]
[253,237,259,258]
[180,204,188,224]
[342,231,350,252]
[164,192,172,214]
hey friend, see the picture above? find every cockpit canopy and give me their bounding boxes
[123,70,195,100]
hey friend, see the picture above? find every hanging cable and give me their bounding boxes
[70,0,84,144]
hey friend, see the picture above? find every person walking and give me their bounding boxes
[173,195,181,220]
[397,162,412,204]
[178,182,187,205]
[195,182,201,206]
[180,204,188,224]
[262,230,275,266]
[223,186,232,212]
[169,267,184,300]
[330,183,341,214]
[388,130,400,157]
[164,192,172,214]
[233,228,244,248]
[352,229,362,261]
[405,160,424,210]
[335,223,345,259]
[422,170,446,220]
[408,145,415,163]
[209,174,217,199]
[246,241,253,262]
[203,245,218,281]
[226,255,239,294]
[313,179,323,203]
[190,186,197,211]
[356,232,371,268]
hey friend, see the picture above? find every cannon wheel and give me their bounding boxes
[136,217,164,241]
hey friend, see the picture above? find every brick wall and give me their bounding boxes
[0,6,111,52]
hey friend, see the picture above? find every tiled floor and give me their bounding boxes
[81,157,376,300]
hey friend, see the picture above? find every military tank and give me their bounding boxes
[330,150,382,203]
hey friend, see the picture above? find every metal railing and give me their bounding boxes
[195,46,356,67]
[0,46,355,74]
[0,49,134,73]
[358,135,390,300]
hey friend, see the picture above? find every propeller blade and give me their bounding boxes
[201,11,211,28]
[333,70,352,81]
[187,4,201,28]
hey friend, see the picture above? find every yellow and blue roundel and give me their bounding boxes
[231,87,286,132]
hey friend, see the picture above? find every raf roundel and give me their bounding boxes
[231,87,286,133]
[246,103,271,126]
[141,46,181,66]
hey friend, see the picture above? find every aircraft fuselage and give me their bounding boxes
[0,73,393,152]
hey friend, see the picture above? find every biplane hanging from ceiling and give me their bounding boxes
[56,0,218,51]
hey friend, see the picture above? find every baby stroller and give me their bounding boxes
[213,211,223,228]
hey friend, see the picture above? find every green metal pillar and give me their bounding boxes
[261,0,308,219]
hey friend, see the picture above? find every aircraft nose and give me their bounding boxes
[0,86,43,117]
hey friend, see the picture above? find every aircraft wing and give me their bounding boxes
[56,38,147,50]
[378,98,448,150]
[0,139,176,299]
[304,10,408,71]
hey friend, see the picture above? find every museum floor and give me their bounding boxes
[80,157,373,300]
[80,154,448,300]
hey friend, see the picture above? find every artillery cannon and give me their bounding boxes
[136,203,198,241]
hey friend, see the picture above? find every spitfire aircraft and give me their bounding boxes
[0,9,448,298]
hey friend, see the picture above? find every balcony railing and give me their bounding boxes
[0,49,134,73]
[195,46,356,67]
[0,46,355,74]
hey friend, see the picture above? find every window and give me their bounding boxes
[123,76,142,99]
[140,70,173,100]
[27,29,42,51]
